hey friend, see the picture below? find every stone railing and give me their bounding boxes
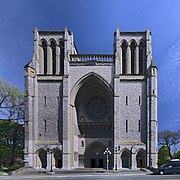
[70,54,113,62]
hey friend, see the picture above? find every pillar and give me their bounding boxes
[135,45,139,74]
[36,152,41,169]
[56,45,60,75]
[47,152,51,170]
[52,152,56,169]
[47,44,52,74]
[119,47,122,74]
[39,46,44,74]
[126,45,131,74]
[142,48,146,74]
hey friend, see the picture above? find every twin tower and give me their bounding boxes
[24,27,158,170]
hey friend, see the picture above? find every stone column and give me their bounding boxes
[47,152,51,170]
[126,45,131,74]
[119,47,122,74]
[131,153,136,169]
[36,152,41,169]
[39,46,44,74]
[114,76,120,169]
[47,44,52,74]
[142,48,146,74]
[62,77,71,169]
[135,45,139,74]
[52,152,56,169]
[56,45,60,75]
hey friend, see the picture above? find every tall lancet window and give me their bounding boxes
[59,40,64,75]
[42,41,47,75]
[122,42,127,74]
[51,41,56,75]
[139,41,145,74]
[130,41,136,74]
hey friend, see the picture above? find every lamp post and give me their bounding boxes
[104,148,111,171]
[114,146,120,170]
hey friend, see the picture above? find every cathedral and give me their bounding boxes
[24,27,158,170]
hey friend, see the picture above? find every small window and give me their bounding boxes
[44,120,46,132]
[126,96,128,105]
[126,120,128,132]
[139,96,141,105]
[57,97,59,104]
[152,90,155,95]
[81,141,84,147]
[138,120,141,132]
[44,96,46,106]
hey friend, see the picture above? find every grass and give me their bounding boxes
[0,170,7,176]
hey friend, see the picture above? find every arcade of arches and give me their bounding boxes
[36,148,146,169]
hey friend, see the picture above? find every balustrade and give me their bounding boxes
[70,54,113,62]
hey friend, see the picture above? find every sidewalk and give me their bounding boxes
[0,167,152,178]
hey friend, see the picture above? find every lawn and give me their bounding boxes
[0,170,7,176]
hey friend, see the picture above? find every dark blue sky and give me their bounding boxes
[0,0,180,131]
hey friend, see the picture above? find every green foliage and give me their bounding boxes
[158,145,169,166]
[174,150,180,159]
[3,163,23,173]
[0,79,24,123]
[0,121,24,167]
[0,79,24,168]
[158,130,180,159]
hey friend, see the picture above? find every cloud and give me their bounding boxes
[159,41,180,103]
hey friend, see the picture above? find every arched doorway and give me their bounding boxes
[39,149,47,169]
[71,73,113,169]
[136,149,146,168]
[84,142,106,168]
[54,150,62,168]
[121,150,130,168]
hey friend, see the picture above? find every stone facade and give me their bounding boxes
[24,27,158,170]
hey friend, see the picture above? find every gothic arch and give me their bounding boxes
[136,148,146,168]
[37,148,47,169]
[70,72,113,106]
[130,40,137,74]
[120,149,130,168]
[120,39,128,47]
[139,40,145,74]
[120,40,128,74]
[48,38,57,46]
[54,149,63,169]
[129,39,137,46]
[39,38,48,46]
[84,141,106,168]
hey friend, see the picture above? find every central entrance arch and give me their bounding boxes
[84,142,106,168]
[71,72,114,169]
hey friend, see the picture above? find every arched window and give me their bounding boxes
[59,40,64,75]
[130,41,136,74]
[42,41,47,75]
[139,41,145,74]
[122,42,127,74]
[51,41,56,75]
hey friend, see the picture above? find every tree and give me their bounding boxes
[0,79,24,123]
[158,130,180,159]
[0,121,24,167]
[0,79,24,167]
[158,145,169,166]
